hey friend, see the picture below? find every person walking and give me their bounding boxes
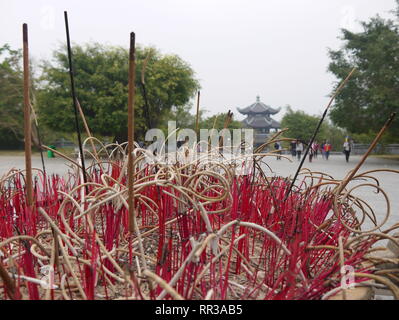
[309,143,314,162]
[312,141,319,159]
[274,141,282,160]
[320,140,326,159]
[324,141,332,160]
[296,140,304,161]
[290,140,297,159]
[343,138,352,163]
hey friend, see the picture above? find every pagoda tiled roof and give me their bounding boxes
[238,96,281,115]
[242,115,280,129]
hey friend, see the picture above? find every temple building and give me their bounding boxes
[237,96,281,148]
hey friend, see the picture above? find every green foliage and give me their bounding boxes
[280,106,347,150]
[0,44,24,149]
[199,112,243,131]
[152,107,242,138]
[37,43,200,142]
[351,132,375,144]
[281,106,327,142]
[328,10,399,139]
[162,104,198,132]
[351,130,397,145]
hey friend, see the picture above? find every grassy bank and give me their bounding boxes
[0,150,38,156]
[0,147,75,157]
[370,154,399,161]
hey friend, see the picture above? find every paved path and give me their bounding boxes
[0,155,71,177]
[1,153,398,232]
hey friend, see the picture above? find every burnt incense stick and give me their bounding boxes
[140,51,152,129]
[140,82,151,129]
[23,23,33,207]
[76,99,100,161]
[64,11,88,189]
[128,32,136,232]
[195,90,201,137]
[31,107,47,181]
[28,98,47,177]
[219,110,233,148]
[283,68,356,201]
[35,122,47,176]
[28,96,47,180]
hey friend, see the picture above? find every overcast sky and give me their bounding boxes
[1,0,397,122]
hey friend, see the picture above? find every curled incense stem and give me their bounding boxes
[0,260,17,299]
[143,269,184,300]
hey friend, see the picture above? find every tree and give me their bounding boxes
[0,44,24,149]
[280,106,346,150]
[199,112,242,131]
[37,43,200,142]
[281,106,327,142]
[328,7,399,140]
[161,104,197,132]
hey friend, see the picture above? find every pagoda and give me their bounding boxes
[237,96,281,147]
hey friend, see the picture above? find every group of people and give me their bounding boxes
[288,139,331,161]
[274,138,353,162]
